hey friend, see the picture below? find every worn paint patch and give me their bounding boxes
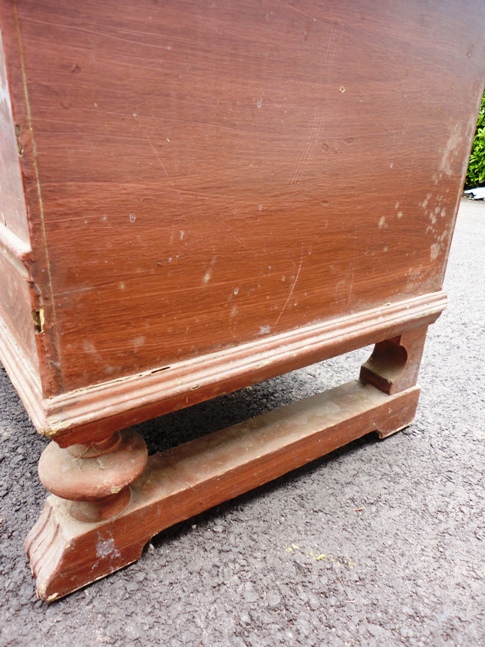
[82,340,97,354]
[439,125,463,177]
[132,335,145,349]
[96,535,121,560]
[430,243,441,261]
[202,256,217,285]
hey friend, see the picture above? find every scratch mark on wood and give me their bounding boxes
[272,0,329,28]
[222,221,251,251]
[142,129,170,179]
[275,248,304,327]
[289,23,340,188]
[290,111,321,188]
[347,230,358,304]
[138,123,183,201]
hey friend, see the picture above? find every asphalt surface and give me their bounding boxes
[0,198,484,646]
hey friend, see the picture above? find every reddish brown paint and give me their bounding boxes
[0,0,484,599]
[1,0,484,415]
[26,378,421,601]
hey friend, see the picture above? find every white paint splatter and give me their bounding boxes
[96,535,121,560]
[202,269,212,284]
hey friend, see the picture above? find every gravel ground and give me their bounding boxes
[0,198,484,647]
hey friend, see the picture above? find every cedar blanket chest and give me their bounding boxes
[1,0,484,599]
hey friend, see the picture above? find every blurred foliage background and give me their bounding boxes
[465,91,485,188]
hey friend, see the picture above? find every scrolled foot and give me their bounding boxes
[359,327,428,436]
[25,428,148,600]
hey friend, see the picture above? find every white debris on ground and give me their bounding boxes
[464,187,485,199]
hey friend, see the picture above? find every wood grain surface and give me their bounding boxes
[1,0,484,433]
[25,379,421,601]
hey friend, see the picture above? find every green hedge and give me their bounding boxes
[466,91,485,188]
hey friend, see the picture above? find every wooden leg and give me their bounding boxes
[26,329,427,601]
[25,430,148,601]
[359,327,427,436]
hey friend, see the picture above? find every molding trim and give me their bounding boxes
[34,291,447,446]
[0,317,44,430]
[0,223,31,277]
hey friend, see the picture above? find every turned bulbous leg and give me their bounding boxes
[38,429,148,523]
[25,428,149,601]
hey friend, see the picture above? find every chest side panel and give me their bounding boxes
[13,0,485,392]
[0,28,40,380]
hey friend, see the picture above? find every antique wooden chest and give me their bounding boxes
[1,0,484,599]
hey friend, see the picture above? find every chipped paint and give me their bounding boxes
[202,268,212,284]
[421,193,432,209]
[32,308,45,334]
